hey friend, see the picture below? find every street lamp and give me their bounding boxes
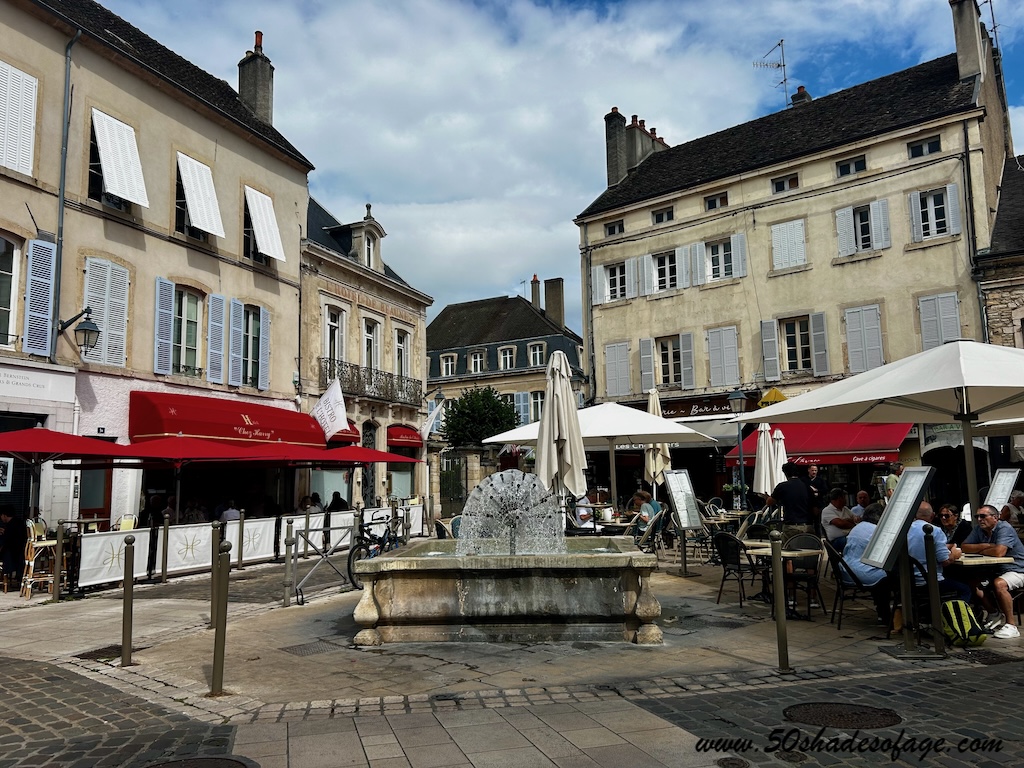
[58,307,101,355]
[728,389,748,511]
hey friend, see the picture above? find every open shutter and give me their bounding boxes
[722,326,739,386]
[679,333,695,389]
[153,277,174,375]
[82,259,109,365]
[809,312,829,376]
[845,307,866,373]
[615,343,630,396]
[638,255,654,295]
[937,292,961,343]
[863,305,883,369]
[761,320,781,382]
[90,108,149,207]
[675,246,691,288]
[591,265,606,306]
[908,191,924,243]
[514,392,530,424]
[624,257,638,299]
[206,293,226,384]
[870,199,891,249]
[708,328,724,386]
[228,298,244,386]
[176,152,225,237]
[105,264,129,366]
[690,242,706,286]
[836,207,856,257]
[0,61,38,176]
[21,239,55,356]
[919,295,941,350]
[639,337,655,392]
[946,183,962,235]
[258,306,271,391]
[243,186,286,261]
[731,233,748,278]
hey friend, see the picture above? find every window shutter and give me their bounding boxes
[761,319,781,382]
[863,305,883,369]
[243,186,286,261]
[625,257,638,299]
[870,199,891,249]
[591,265,606,306]
[845,307,865,373]
[908,192,923,243]
[946,183,962,235]
[90,108,149,207]
[604,342,629,397]
[638,255,654,296]
[258,306,271,391]
[679,333,695,389]
[722,326,739,386]
[708,328,724,387]
[82,258,109,365]
[153,277,174,375]
[836,207,856,257]
[105,263,129,367]
[675,246,691,288]
[937,292,960,343]
[771,223,787,269]
[731,233,748,277]
[21,239,55,356]
[919,295,941,350]
[615,342,630,396]
[206,293,226,384]
[0,61,38,176]
[639,337,655,391]
[176,152,225,237]
[809,312,829,376]
[228,298,244,386]
[690,242,707,286]
[514,392,530,424]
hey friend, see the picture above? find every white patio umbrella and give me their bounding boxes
[772,428,788,488]
[735,340,1024,513]
[752,423,775,497]
[644,389,672,493]
[534,351,587,500]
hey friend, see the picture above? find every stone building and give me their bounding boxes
[976,156,1024,348]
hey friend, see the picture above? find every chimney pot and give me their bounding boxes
[610,106,618,113]
[543,278,565,329]
[631,114,639,125]
[255,30,263,49]
[638,119,646,130]
[649,127,657,138]
[531,275,541,309]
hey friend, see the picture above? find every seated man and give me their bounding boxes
[962,504,1024,639]
[850,490,871,517]
[821,488,859,552]
[841,503,892,625]
[905,501,970,602]
[573,490,599,528]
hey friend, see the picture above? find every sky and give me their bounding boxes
[102,0,1024,334]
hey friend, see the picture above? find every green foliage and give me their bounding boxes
[441,386,519,447]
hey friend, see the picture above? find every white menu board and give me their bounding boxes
[861,465,935,571]
[664,469,702,531]
[984,469,1021,511]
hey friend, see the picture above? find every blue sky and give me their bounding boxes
[102,0,1024,333]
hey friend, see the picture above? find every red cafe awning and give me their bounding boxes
[129,391,326,447]
[726,423,913,466]
[327,419,359,444]
[387,424,423,448]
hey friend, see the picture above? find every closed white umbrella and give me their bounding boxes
[644,389,672,491]
[534,351,587,500]
[752,423,775,497]
[772,428,788,488]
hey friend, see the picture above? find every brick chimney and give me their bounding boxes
[530,274,541,309]
[543,278,565,329]
[949,0,985,81]
[790,85,812,106]
[238,30,275,124]
[604,107,628,186]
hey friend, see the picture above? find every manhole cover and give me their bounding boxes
[716,758,751,768]
[430,693,462,702]
[774,751,808,763]
[784,703,901,729]
[280,639,344,657]
[144,760,251,768]
[74,644,148,661]
[953,648,1017,665]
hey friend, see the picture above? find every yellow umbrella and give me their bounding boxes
[758,387,787,409]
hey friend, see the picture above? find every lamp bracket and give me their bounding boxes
[58,306,92,333]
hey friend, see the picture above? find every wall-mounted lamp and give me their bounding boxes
[58,306,100,355]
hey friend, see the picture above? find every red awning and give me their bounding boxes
[387,424,423,448]
[329,419,360,444]
[129,391,326,447]
[725,423,913,466]
[0,427,135,463]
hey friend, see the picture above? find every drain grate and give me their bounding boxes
[716,759,751,768]
[430,693,462,702]
[280,639,346,657]
[784,703,901,729]
[774,750,808,763]
[952,648,1018,665]
[74,644,148,661]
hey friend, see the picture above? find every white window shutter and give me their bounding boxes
[0,61,38,176]
[809,312,829,376]
[604,345,617,396]
[870,199,891,249]
[615,342,630,396]
[938,292,961,343]
[514,392,530,424]
[732,233,748,277]
[228,298,244,386]
[836,207,856,257]
[908,192,924,243]
[771,223,787,269]
[90,108,149,207]
[690,242,707,286]
[243,186,286,262]
[258,306,271,391]
[679,333,695,389]
[708,328,724,387]
[104,263,129,367]
[919,295,941,350]
[625,257,638,299]
[639,337,655,391]
[761,319,781,382]
[845,307,866,373]
[153,277,175,375]
[638,255,654,295]
[82,259,109,365]
[791,220,806,266]
[946,183,962,235]
[206,293,226,384]
[675,246,691,288]
[863,304,883,369]
[722,326,739,386]
[21,239,56,356]
[591,265,606,305]
[176,152,225,237]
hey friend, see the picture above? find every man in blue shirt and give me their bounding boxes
[841,504,891,624]
[906,502,970,601]
[962,504,1024,639]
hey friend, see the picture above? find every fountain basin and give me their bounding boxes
[352,537,662,645]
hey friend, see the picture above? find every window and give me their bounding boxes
[707,326,738,387]
[241,202,266,264]
[845,305,883,373]
[771,174,798,194]
[88,109,148,209]
[530,391,545,422]
[607,263,627,300]
[529,342,545,367]
[173,288,202,375]
[652,207,674,224]
[227,301,269,390]
[919,292,960,350]
[604,342,630,397]
[707,239,733,280]
[654,252,677,291]
[657,335,681,384]
[690,235,747,286]
[499,347,515,370]
[604,220,624,237]
[705,192,728,211]
[441,354,456,377]
[469,350,485,373]
[88,125,130,213]
[770,220,806,270]
[0,236,18,347]
[781,317,811,371]
[0,59,38,176]
[761,313,829,381]
[836,155,866,177]
[910,187,961,242]
[242,186,286,262]
[364,234,376,268]
[640,336,687,390]
[174,169,207,242]
[241,306,262,387]
[395,329,409,376]
[514,392,530,424]
[83,257,129,367]
[174,152,224,238]
[836,200,890,255]
[908,136,941,158]
[325,307,344,364]
[363,319,380,369]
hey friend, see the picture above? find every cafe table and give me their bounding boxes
[743,545,822,615]
[952,554,1014,566]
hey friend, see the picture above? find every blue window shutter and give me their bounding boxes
[676,246,690,288]
[228,298,244,386]
[639,337,655,391]
[836,207,855,257]
[258,306,271,391]
[870,199,891,249]
[946,183,962,235]
[591,265,606,306]
[731,233,748,278]
[761,320,781,382]
[514,392,530,425]
[679,333,695,390]
[909,192,924,243]
[708,328,724,387]
[638,255,654,296]
[919,295,941,350]
[153,277,174,374]
[625,257,638,299]
[809,312,830,376]
[22,239,56,356]
[690,242,706,286]
[105,264,129,367]
[206,294,226,383]
[82,258,109,365]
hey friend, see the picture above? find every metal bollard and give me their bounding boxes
[209,521,222,629]
[303,507,311,558]
[237,512,245,571]
[210,540,232,695]
[923,524,946,657]
[161,513,170,583]
[404,507,411,544]
[121,535,135,667]
[55,520,65,603]
[770,530,793,673]
[283,519,295,607]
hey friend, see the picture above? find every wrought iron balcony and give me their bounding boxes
[319,358,423,407]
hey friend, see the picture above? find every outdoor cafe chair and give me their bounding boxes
[450,515,462,539]
[434,520,451,539]
[743,523,771,543]
[823,539,879,630]
[781,534,827,619]
[708,496,724,511]
[21,534,54,599]
[712,532,759,607]
[634,509,667,556]
[114,514,138,531]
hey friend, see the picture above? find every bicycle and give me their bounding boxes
[347,514,404,589]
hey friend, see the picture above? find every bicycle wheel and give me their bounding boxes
[347,543,371,589]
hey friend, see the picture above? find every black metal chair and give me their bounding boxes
[782,534,827,618]
[823,539,878,630]
[712,532,759,607]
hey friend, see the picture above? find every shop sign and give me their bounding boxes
[0,364,76,403]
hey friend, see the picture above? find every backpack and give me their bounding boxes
[940,599,988,647]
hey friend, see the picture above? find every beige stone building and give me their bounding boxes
[575,0,1012,501]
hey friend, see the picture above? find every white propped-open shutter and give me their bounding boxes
[176,152,225,237]
[591,265,606,305]
[708,328,724,387]
[771,223,786,269]
[845,307,866,373]
[153,277,174,374]
[690,242,706,286]
[638,255,654,295]
[676,246,690,288]
[908,191,923,243]
[22,239,55,356]
[228,298,244,386]
[809,312,829,376]
[919,295,941,350]
[679,333,695,389]
[615,343,630,396]
[514,392,530,424]
[243,186,286,261]
[0,61,38,176]
[863,304,883,369]
[104,263,129,367]
[937,292,961,343]
[722,326,739,385]
[206,293,226,384]
[731,233,748,277]
[639,337,655,391]
[624,257,638,299]
[761,319,781,382]
[604,344,617,396]
[91,108,149,207]
[836,207,856,257]
[946,183,962,235]
[258,306,271,391]
[870,199,891,249]
[82,259,109,365]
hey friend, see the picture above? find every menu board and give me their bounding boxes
[663,469,702,531]
[861,465,935,571]
[984,469,1021,511]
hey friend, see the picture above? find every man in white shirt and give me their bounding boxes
[820,488,859,552]
[850,490,870,517]
[219,500,241,523]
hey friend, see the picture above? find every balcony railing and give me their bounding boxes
[319,359,423,407]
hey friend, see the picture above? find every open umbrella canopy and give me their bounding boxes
[535,351,587,498]
[0,427,135,463]
[644,389,671,488]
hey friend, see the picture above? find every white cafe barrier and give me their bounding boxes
[78,529,152,587]
[156,522,216,576]
[221,517,277,563]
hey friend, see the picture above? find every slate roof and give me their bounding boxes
[31,0,313,170]
[427,296,582,351]
[988,156,1024,255]
[579,54,976,218]
[306,198,411,287]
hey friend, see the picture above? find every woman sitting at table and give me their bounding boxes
[937,503,972,546]
[631,491,657,532]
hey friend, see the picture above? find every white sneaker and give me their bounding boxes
[993,623,1020,640]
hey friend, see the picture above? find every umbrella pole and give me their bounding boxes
[960,416,981,515]
[607,439,617,512]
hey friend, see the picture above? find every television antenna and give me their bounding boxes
[753,39,789,109]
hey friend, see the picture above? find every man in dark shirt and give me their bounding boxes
[802,464,829,518]
[767,462,813,541]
